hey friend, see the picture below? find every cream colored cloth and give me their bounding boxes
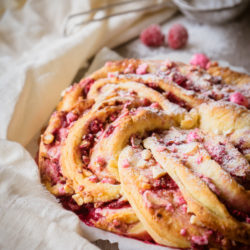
[0,0,176,249]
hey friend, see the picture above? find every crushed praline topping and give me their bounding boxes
[186,129,202,143]
[136,63,148,75]
[124,63,135,74]
[229,92,248,107]
[122,159,130,168]
[190,53,210,69]
[191,235,209,246]
[180,228,187,236]
[107,71,119,78]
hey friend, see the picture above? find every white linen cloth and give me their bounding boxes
[0,0,176,249]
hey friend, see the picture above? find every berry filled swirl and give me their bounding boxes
[38,59,250,249]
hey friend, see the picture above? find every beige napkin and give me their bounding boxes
[0,0,176,249]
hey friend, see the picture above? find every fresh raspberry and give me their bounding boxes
[229,92,248,107]
[140,24,164,47]
[190,53,210,69]
[167,24,188,49]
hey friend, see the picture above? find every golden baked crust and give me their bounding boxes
[207,62,250,85]
[38,59,250,248]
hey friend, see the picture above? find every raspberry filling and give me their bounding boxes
[60,196,153,238]
[128,143,229,248]
[61,196,129,225]
[165,92,192,111]
[155,128,250,223]
[79,96,157,170]
[119,60,249,111]
[41,111,79,186]
[204,141,250,189]
[79,78,95,97]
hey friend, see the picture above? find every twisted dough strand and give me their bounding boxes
[38,59,250,248]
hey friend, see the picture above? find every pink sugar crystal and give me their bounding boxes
[165,60,176,69]
[190,53,210,69]
[165,203,174,212]
[107,72,119,78]
[122,159,130,168]
[167,24,188,49]
[176,195,186,206]
[140,24,164,47]
[187,130,201,143]
[136,63,148,75]
[101,177,116,184]
[180,228,187,236]
[196,155,203,164]
[191,235,209,245]
[150,102,161,109]
[97,156,106,167]
[229,92,248,107]
[89,175,98,183]
[157,146,167,152]
[124,63,135,74]
[105,61,113,67]
[181,204,187,213]
[58,186,66,195]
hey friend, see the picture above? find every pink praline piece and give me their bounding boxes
[190,53,210,69]
[89,175,99,183]
[122,159,130,168]
[180,228,187,236]
[191,235,209,245]
[124,63,135,74]
[101,177,116,184]
[136,63,148,75]
[187,130,201,143]
[229,92,248,107]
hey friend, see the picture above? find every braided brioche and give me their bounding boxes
[38,59,250,248]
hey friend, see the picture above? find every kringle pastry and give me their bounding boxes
[38,59,250,249]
